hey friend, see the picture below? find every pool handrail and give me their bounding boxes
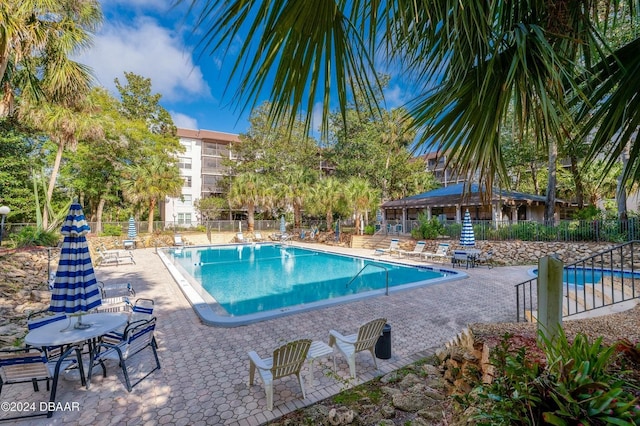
[347,263,390,296]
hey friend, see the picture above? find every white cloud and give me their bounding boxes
[78,17,210,102]
[384,84,407,108]
[171,111,198,129]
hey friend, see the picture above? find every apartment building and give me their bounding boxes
[162,128,240,227]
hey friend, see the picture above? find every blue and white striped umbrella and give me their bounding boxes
[50,202,102,317]
[127,216,137,239]
[280,216,286,233]
[460,209,476,247]
[460,209,475,247]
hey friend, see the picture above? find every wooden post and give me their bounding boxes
[537,255,563,342]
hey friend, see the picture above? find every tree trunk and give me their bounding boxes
[617,143,630,221]
[247,202,255,232]
[544,139,557,223]
[326,210,333,231]
[43,139,66,229]
[95,185,111,234]
[530,160,540,195]
[569,154,584,209]
[294,203,302,230]
[147,198,156,233]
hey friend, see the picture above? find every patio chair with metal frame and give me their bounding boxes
[0,346,85,420]
[87,317,161,392]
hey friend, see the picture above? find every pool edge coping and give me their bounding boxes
[158,243,469,327]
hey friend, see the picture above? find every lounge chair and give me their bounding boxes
[236,232,246,243]
[329,318,387,379]
[88,317,161,392]
[248,339,312,410]
[398,241,426,258]
[96,247,135,266]
[253,232,264,242]
[173,234,184,247]
[421,243,450,263]
[373,239,399,256]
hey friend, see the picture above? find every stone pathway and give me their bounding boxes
[3,244,532,425]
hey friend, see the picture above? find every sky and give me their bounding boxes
[77,1,412,137]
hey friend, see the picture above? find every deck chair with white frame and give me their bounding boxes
[329,318,387,379]
[421,243,450,263]
[373,239,399,256]
[398,241,427,258]
[248,339,312,410]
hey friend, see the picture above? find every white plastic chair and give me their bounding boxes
[173,234,184,247]
[329,318,387,379]
[248,339,311,410]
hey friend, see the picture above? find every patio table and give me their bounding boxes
[25,312,128,384]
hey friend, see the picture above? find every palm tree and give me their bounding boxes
[344,177,379,235]
[21,98,103,228]
[122,157,183,233]
[308,177,343,231]
[276,166,317,231]
[182,1,639,213]
[0,0,102,116]
[228,173,268,232]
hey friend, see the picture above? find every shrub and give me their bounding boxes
[101,224,122,237]
[364,224,375,235]
[413,213,446,239]
[12,227,59,247]
[464,330,640,425]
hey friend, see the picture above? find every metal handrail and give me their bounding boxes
[346,263,390,296]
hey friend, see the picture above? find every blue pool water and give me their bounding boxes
[531,266,640,286]
[162,244,465,326]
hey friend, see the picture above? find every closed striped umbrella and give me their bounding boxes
[460,209,475,247]
[127,216,137,239]
[49,202,101,328]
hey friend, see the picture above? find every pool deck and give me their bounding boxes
[7,243,532,425]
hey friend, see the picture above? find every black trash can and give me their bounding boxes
[375,323,392,359]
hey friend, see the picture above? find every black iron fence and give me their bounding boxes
[404,218,640,243]
[515,240,640,322]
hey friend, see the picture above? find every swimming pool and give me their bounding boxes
[530,266,640,286]
[159,243,466,326]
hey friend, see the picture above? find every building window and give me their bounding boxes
[202,175,222,194]
[178,157,192,170]
[202,141,230,157]
[181,141,192,153]
[183,176,192,188]
[180,194,192,206]
[178,213,192,224]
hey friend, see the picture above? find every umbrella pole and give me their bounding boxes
[74,314,91,330]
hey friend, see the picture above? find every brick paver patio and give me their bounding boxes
[4,244,532,425]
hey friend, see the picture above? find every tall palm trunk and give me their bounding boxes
[147,198,157,233]
[569,155,585,209]
[326,211,333,231]
[43,138,66,229]
[617,143,630,221]
[94,182,112,234]
[544,139,557,223]
[247,202,255,232]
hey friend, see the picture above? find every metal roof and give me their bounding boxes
[382,182,563,208]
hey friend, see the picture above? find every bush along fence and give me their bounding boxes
[405,218,640,243]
